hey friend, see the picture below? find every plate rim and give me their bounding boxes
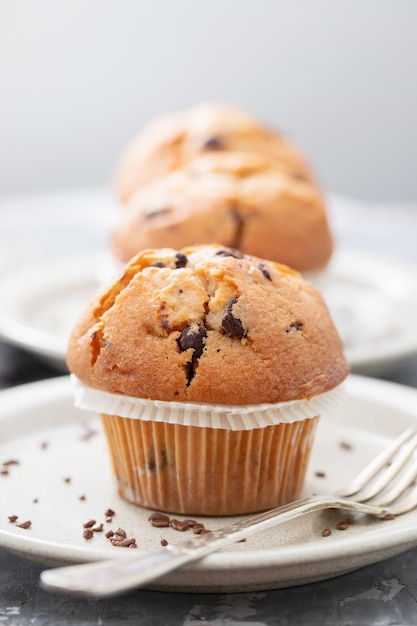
[2,374,417,580]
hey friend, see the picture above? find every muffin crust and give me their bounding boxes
[112,151,332,272]
[114,102,313,203]
[67,244,349,405]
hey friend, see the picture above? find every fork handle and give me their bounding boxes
[40,495,384,597]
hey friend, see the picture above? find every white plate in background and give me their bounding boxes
[0,248,417,374]
[1,374,417,592]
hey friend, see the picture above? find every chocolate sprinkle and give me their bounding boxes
[83,519,96,529]
[17,520,31,530]
[340,441,353,451]
[170,519,192,532]
[149,513,170,528]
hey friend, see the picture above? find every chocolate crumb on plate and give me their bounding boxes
[336,520,349,531]
[170,519,192,532]
[83,529,94,540]
[148,513,170,528]
[105,528,137,548]
[83,519,96,529]
[381,513,396,521]
[8,515,18,523]
[16,520,31,529]
[339,441,352,451]
[322,528,332,537]
[92,523,104,532]
[315,470,326,478]
[192,523,206,534]
[3,459,19,466]
[0,468,9,476]
[105,508,115,517]
[63,476,71,483]
[161,539,168,547]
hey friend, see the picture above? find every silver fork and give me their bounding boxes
[40,426,417,597]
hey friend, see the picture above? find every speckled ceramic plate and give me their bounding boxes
[1,375,417,592]
[1,248,417,374]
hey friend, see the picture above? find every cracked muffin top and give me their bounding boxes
[67,244,349,405]
[114,102,313,204]
[112,151,332,272]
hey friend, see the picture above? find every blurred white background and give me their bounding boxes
[0,0,416,201]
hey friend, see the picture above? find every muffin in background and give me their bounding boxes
[112,151,333,272]
[114,102,314,204]
[67,244,348,516]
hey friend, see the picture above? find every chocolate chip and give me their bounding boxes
[215,248,244,259]
[145,205,170,218]
[150,261,166,268]
[175,252,188,268]
[222,297,245,338]
[203,136,223,150]
[177,324,207,358]
[285,321,303,333]
[229,208,244,250]
[177,324,208,385]
[258,262,272,281]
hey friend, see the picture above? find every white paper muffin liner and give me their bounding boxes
[71,375,345,431]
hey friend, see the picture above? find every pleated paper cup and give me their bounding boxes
[73,377,344,516]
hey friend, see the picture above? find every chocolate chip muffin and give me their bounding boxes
[112,151,333,272]
[67,244,348,515]
[114,102,313,204]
